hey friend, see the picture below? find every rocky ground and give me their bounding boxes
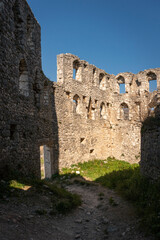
[0,178,154,240]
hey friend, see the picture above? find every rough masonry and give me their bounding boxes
[0,0,160,179]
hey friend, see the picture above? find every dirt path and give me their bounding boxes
[0,181,153,240]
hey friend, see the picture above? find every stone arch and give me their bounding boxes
[73,94,81,114]
[120,102,129,120]
[100,102,106,119]
[146,71,157,92]
[19,59,29,96]
[73,60,82,81]
[117,75,125,94]
[99,73,106,90]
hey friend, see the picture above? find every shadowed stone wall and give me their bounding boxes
[0,0,59,178]
[1,0,160,179]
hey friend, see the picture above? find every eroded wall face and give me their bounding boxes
[55,54,160,169]
[140,103,160,179]
[1,1,160,179]
[0,0,58,178]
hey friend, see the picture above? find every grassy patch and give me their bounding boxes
[0,176,81,215]
[61,158,160,237]
[61,158,138,181]
[42,181,82,214]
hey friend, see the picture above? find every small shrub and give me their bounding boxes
[109,197,118,206]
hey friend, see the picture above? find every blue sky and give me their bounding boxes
[27,0,160,82]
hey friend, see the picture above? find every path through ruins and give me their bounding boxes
[0,180,153,240]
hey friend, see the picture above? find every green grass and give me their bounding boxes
[10,180,27,189]
[0,177,81,215]
[42,181,82,214]
[62,157,138,181]
[61,158,160,238]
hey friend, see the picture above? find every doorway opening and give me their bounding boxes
[40,145,52,179]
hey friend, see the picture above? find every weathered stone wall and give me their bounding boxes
[0,0,59,178]
[140,100,160,179]
[1,0,160,179]
[55,54,160,169]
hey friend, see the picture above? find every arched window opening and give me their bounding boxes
[147,72,157,92]
[19,59,29,96]
[73,94,81,114]
[136,79,141,87]
[99,73,106,90]
[87,97,95,120]
[66,91,71,99]
[27,15,34,49]
[117,76,125,94]
[100,102,106,119]
[120,103,129,120]
[73,60,81,81]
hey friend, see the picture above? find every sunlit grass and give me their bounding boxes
[61,157,160,238]
[61,157,138,181]
[0,177,81,215]
[10,180,31,190]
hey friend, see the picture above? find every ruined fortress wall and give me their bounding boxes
[141,120,160,180]
[0,0,58,178]
[1,0,160,179]
[55,54,158,169]
[140,96,160,180]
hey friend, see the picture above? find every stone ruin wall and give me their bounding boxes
[0,0,160,179]
[55,53,160,169]
[140,94,160,179]
[0,0,59,178]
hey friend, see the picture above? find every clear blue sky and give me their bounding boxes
[27,0,160,82]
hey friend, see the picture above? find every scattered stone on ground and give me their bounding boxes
[0,180,154,240]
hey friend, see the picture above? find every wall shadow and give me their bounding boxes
[140,104,160,179]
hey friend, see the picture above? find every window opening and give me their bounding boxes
[147,72,157,92]
[120,103,129,120]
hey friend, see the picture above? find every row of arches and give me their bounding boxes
[73,60,157,94]
[72,60,109,90]
[72,94,129,120]
[117,71,158,94]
